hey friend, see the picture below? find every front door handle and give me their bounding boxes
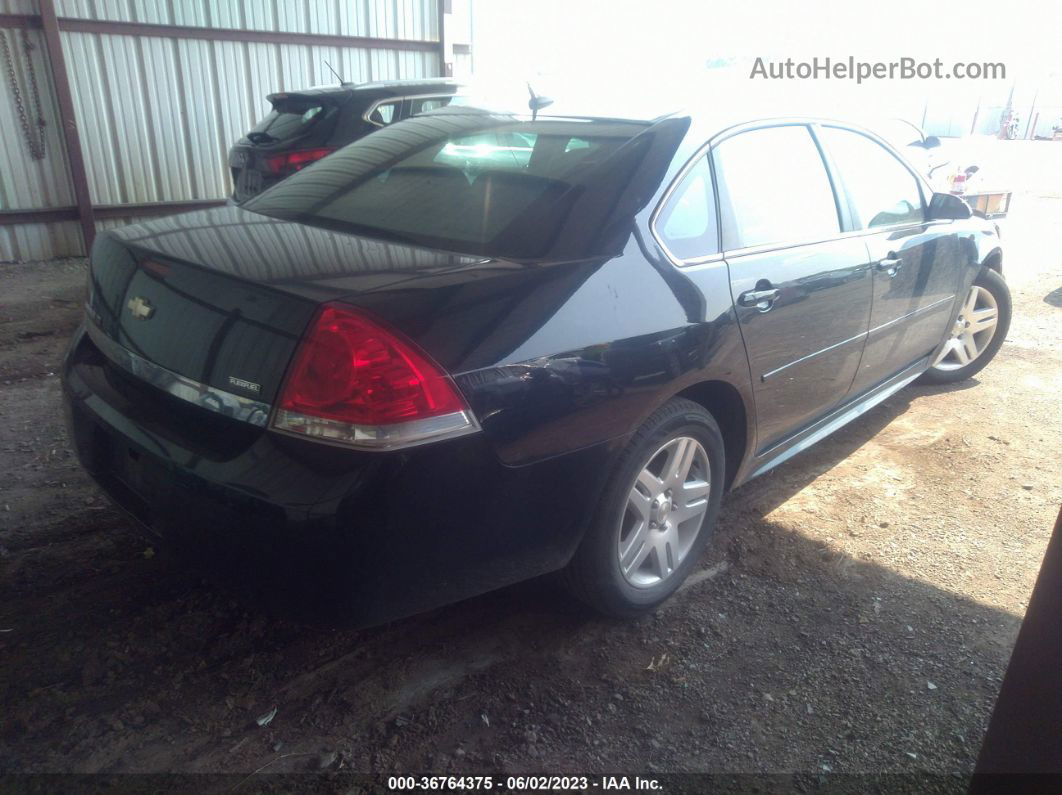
[738,287,781,310]
[876,256,903,277]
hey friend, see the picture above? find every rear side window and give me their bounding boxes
[655,157,718,260]
[712,125,840,250]
[367,101,399,126]
[410,96,454,114]
[818,127,925,228]
[250,100,335,143]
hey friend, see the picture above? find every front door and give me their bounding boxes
[815,125,964,394]
[713,124,874,451]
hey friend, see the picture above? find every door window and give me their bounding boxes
[410,96,454,115]
[366,101,399,126]
[712,125,840,250]
[655,157,718,260]
[819,126,925,228]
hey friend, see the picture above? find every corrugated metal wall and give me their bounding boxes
[1,0,473,262]
[0,1,78,260]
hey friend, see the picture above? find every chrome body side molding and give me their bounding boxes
[742,357,929,482]
[84,320,272,427]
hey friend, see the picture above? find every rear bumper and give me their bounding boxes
[62,326,612,624]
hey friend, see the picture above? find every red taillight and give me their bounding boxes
[273,304,477,449]
[263,147,336,176]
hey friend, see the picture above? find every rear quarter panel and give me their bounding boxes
[345,234,754,469]
[339,119,758,471]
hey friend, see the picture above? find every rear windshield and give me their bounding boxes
[243,109,677,260]
[247,98,336,144]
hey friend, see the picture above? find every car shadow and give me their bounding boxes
[2,377,1027,774]
[725,377,981,519]
[1044,286,1062,307]
[199,378,981,626]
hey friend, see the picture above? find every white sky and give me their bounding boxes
[471,0,1061,123]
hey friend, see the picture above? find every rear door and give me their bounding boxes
[714,124,874,451]
[816,125,963,394]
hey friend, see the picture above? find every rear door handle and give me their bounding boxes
[738,287,781,310]
[876,256,903,276]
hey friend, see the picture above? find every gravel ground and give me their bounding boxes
[1,141,1060,783]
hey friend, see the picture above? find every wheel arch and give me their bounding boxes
[982,247,1003,275]
[672,379,750,491]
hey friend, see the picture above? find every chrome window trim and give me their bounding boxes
[721,219,931,260]
[362,93,457,128]
[812,122,931,230]
[814,121,936,201]
[84,319,272,427]
[678,252,726,267]
[648,138,720,267]
[650,116,946,267]
[710,122,844,253]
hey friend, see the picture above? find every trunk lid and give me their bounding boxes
[86,227,317,405]
[85,206,565,406]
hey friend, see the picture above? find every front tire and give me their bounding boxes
[919,266,1011,385]
[564,398,725,617]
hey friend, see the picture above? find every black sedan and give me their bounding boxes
[63,104,1010,623]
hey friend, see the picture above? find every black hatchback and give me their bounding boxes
[227,78,463,202]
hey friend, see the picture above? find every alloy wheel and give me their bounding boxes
[617,436,711,588]
[932,284,999,371]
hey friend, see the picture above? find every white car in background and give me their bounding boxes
[873,118,1012,218]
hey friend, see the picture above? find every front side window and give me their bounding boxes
[712,125,840,250]
[818,126,925,228]
[655,157,718,260]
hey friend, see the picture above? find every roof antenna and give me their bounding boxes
[324,60,345,85]
[527,82,553,121]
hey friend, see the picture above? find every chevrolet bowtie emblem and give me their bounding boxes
[126,296,155,320]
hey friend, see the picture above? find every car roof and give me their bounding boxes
[459,73,910,139]
[266,78,464,104]
[349,78,464,93]
[449,99,880,140]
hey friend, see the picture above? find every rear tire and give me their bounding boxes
[564,398,725,617]
[918,266,1011,385]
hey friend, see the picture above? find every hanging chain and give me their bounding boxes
[1,29,47,160]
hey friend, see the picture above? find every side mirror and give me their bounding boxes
[928,192,972,221]
[923,135,942,149]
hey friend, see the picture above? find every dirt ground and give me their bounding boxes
[1,141,1060,783]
